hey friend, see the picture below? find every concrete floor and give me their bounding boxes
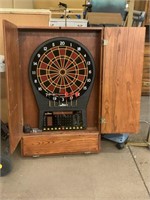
[1,96,150,200]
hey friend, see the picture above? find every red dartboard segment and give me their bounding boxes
[39,62,48,69]
[40,75,48,82]
[52,59,61,69]
[30,37,95,102]
[64,59,73,69]
[59,57,64,68]
[60,77,65,86]
[70,84,78,91]
[67,73,77,80]
[49,63,59,70]
[70,52,79,60]
[77,62,85,69]
[47,84,55,93]
[66,65,76,71]
[59,48,66,56]
[46,52,55,60]
[60,88,66,95]
[47,72,58,78]
[76,75,86,82]
[53,75,61,85]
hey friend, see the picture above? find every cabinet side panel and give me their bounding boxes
[3,20,23,153]
[101,27,145,133]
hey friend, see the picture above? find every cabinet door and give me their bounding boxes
[3,20,23,153]
[101,27,145,133]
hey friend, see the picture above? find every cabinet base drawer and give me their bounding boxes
[21,131,100,156]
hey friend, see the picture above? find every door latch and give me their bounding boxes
[102,39,109,46]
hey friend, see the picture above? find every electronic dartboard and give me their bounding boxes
[29,37,95,131]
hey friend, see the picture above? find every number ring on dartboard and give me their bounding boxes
[29,37,95,102]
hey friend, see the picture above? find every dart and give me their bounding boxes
[75,92,80,106]
[65,91,69,97]
[69,92,74,106]
[65,92,69,105]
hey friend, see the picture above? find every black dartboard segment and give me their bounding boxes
[29,37,95,103]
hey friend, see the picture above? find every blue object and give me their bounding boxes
[91,0,126,18]
[102,133,129,144]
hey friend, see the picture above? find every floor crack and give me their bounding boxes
[128,146,150,197]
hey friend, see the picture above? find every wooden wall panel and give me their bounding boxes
[134,0,150,25]
[142,42,150,95]
[101,27,145,133]
[145,1,150,25]
[134,0,147,11]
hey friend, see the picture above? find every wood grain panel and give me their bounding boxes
[142,43,150,95]
[3,20,23,153]
[22,131,100,156]
[101,27,145,133]
[145,1,150,25]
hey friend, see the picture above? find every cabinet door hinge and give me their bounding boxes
[100,118,106,124]
[102,39,109,46]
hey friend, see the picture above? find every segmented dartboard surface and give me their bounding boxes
[29,37,95,102]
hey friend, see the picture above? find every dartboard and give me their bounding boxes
[29,37,95,102]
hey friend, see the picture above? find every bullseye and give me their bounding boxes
[59,68,66,76]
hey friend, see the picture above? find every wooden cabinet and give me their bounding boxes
[3,20,145,156]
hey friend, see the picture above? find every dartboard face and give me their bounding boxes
[29,37,95,102]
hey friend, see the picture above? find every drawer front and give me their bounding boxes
[21,132,100,156]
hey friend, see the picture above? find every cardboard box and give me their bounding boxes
[0,0,33,8]
[13,0,33,9]
[86,12,123,26]
[0,0,13,8]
